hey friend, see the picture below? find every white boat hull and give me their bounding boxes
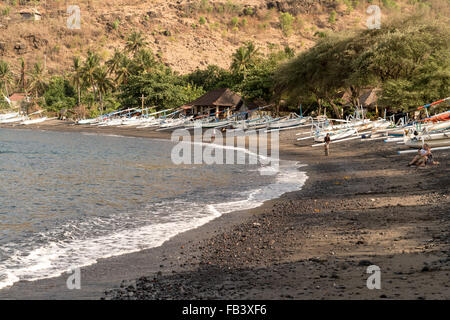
[21,117,48,125]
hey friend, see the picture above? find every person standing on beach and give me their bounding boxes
[324,133,331,156]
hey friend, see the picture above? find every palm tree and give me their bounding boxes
[0,60,14,97]
[125,31,148,56]
[106,49,124,76]
[94,66,113,113]
[230,42,260,79]
[17,58,26,93]
[82,50,101,105]
[132,48,156,74]
[71,56,83,106]
[115,56,132,86]
[27,62,47,99]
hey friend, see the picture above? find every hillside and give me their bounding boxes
[1,0,446,75]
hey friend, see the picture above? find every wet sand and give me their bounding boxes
[0,120,449,299]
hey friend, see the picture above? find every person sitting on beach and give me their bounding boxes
[408,144,438,167]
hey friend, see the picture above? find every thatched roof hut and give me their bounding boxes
[183,88,246,118]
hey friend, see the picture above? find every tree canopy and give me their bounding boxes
[275,16,450,116]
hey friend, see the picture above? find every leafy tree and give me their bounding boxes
[238,46,295,106]
[185,65,235,92]
[119,68,204,109]
[274,16,450,115]
[353,16,450,110]
[43,76,76,113]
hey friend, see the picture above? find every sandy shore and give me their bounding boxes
[0,120,448,300]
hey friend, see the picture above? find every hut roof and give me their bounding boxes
[9,93,29,102]
[186,88,243,107]
[360,88,381,107]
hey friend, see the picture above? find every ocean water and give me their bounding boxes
[0,128,307,289]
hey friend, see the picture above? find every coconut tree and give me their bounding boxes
[0,60,14,97]
[132,48,157,74]
[27,62,47,99]
[70,56,83,106]
[125,31,148,56]
[82,50,101,105]
[17,57,26,93]
[230,42,260,79]
[115,56,132,86]
[106,48,124,76]
[94,66,114,113]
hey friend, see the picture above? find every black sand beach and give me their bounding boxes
[0,120,449,299]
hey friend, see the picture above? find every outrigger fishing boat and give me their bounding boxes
[21,117,48,125]
[0,115,27,124]
[184,118,230,129]
[267,114,308,130]
[0,112,20,120]
[313,128,358,143]
[403,131,450,148]
[232,116,279,131]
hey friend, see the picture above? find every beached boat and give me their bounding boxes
[0,115,27,124]
[77,118,100,125]
[404,132,450,148]
[0,112,20,120]
[268,116,308,129]
[136,118,164,128]
[96,118,125,127]
[157,118,189,130]
[313,128,357,143]
[425,120,450,132]
[232,116,278,131]
[423,110,450,122]
[184,119,230,129]
[21,117,48,125]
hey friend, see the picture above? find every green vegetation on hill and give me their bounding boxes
[275,15,450,117]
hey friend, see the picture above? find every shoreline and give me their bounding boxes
[0,121,449,299]
[0,121,306,299]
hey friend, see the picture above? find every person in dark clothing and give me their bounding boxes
[324,133,331,156]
